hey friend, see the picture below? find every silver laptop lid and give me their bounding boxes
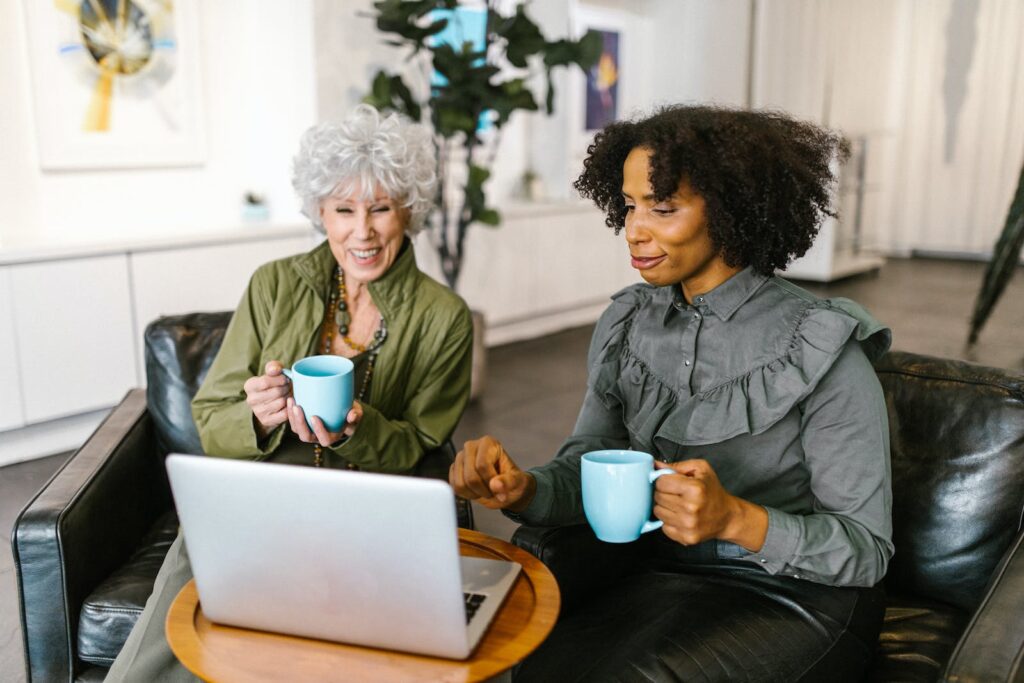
[166,454,473,658]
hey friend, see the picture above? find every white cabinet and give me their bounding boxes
[425,202,637,344]
[10,255,137,423]
[129,235,313,381]
[0,267,26,431]
[0,226,315,461]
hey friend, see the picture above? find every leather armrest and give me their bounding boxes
[12,389,173,683]
[944,530,1024,682]
[512,524,642,612]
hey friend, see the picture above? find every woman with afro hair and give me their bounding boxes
[451,104,893,682]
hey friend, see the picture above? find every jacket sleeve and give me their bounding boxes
[741,341,895,587]
[191,267,287,459]
[331,306,473,473]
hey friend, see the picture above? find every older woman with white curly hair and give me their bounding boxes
[105,105,473,682]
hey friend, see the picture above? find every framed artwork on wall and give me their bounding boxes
[567,4,648,169]
[21,0,206,171]
[584,28,620,131]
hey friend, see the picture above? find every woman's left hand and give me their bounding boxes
[652,459,768,551]
[286,398,364,446]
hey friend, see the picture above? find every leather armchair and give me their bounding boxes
[13,312,473,683]
[513,351,1024,682]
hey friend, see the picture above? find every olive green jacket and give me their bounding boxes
[191,239,473,473]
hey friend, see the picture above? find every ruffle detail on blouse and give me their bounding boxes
[588,293,892,449]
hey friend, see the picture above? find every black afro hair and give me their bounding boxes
[573,104,850,276]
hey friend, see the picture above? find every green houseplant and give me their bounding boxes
[362,0,601,290]
[968,160,1024,344]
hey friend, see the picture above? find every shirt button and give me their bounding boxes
[674,301,684,310]
[759,558,767,564]
[684,360,691,366]
[695,296,704,303]
[693,312,700,320]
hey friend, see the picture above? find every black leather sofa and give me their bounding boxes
[512,351,1024,682]
[12,312,473,683]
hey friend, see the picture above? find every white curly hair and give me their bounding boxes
[291,104,437,234]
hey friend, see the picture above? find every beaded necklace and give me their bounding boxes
[311,266,388,467]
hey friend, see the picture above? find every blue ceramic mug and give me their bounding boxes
[581,450,675,543]
[282,355,354,433]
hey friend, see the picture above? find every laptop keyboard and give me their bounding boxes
[464,592,487,623]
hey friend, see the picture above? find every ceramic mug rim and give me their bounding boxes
[581,449,654,467]
[291,354,354,379]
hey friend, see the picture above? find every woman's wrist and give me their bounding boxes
[253,415,272,443]
[723,496,769,552]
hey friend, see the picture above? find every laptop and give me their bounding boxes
[165,454,521,659]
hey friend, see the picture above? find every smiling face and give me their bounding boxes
[621,146,740,297]
[319,183,409,286]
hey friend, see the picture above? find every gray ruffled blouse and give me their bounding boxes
[516,267,894,587]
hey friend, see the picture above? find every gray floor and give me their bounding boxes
[1,256,1022,681]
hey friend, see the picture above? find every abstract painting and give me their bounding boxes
[22,0,205,170]
[585,29,619,131]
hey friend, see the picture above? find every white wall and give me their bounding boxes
[646,0,751,108]
[0,0,318,247]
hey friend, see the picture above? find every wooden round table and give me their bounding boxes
[165,529,560,682]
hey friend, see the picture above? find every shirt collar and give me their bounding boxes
[664,266,769,322]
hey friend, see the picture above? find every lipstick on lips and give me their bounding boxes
[351,247,382,266]
[631,253,667,270]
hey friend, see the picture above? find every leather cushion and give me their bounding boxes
[77,510,180,666]
[875,352,1024,611]
[870,595,968,682]
[75,665,111,682]
[145,311,233,454]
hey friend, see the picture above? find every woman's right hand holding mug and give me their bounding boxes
[244,360,291,440]
[451,435,536,512]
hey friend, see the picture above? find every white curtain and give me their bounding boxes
[752,0,1024,257]
[885,0,1024,255]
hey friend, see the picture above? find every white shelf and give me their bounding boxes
[0,224,314,266]
[784,252,885,283]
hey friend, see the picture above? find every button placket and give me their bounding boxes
[679,306,699,392]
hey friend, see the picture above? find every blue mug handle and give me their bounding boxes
[282,368,293,381]
[640,468,676,534]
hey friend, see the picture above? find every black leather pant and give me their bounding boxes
[515,535,885,683]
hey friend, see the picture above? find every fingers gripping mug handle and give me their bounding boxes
[640,468,675,534]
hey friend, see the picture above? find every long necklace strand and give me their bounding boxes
[311,266,388,467]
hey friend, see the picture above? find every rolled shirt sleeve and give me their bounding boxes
[740,341,894,586]
[507,301,633,526]
[511,386,631,526]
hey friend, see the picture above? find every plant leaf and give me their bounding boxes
[969,160,1024,342]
